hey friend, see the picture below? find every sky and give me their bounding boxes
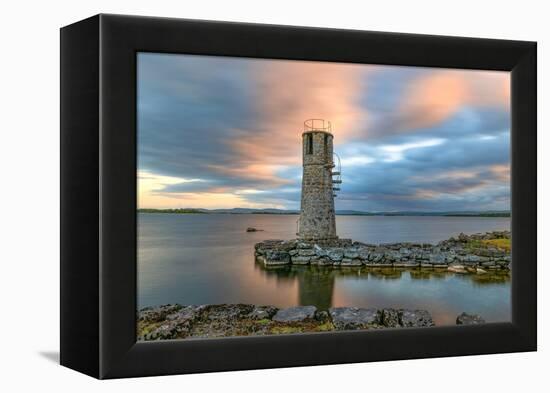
[137,53,510,212]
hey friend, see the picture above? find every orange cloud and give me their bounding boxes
[399,69,509,131]
[490,164,510,182]
[225,60,369,186]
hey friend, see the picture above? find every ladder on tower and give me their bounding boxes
[332,152,342,197]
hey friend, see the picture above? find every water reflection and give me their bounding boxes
[254,259,510,314]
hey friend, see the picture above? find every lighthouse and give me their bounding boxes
[297,119,341,241]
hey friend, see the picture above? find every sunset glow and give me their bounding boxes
[138,53,510,212]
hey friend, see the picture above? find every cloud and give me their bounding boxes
[379,138,446,162]
[362,68,510,140]
[137,53,510,211]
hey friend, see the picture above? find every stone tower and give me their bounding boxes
[298,119,340,241]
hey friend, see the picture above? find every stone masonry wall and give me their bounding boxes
[255,231,511,273]
[298,131,337,240]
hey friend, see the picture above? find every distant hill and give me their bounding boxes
[138,208,510,217]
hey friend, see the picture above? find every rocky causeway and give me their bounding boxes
[138,303,485,341]
[255,230,511,273]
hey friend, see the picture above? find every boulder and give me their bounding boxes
[456,312,486,325]
[272,306,317,323]
[316,257,333,266]
[399,309,434,327]
[298,248,316,256]
[326,248,344,262]
[448,265,467,274]
[291,256,311,265]
[394,261,420,267]
[358,249,371,260]
[329,307,381,330]
[343,249,359,259]
[315,310,330,322]
[399,247,411,255]
[381,308,400,328]
[247,305,278,320]
[429,253,446,264]
[263,250,290,266]
[314,244,326,257]
[341,258,362,267]
[139,304,183,323]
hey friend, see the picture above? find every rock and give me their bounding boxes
[495,259,509,266]
[381,308,400,328]
[399,309,434,327]
[263,250,290,266]
[329,307,381,330]
[205,304,255,321]
[429,253,446,264]
[456,312,486,325]
[399,247,411,255]
[343,248,359,259]
[463,255,482,264]
[316,257,333,266]
[394,261,420,267]
[476,267,488,274]
[246,227,263,232]
[139,304,183,322]
[358,249,370,260]
[273,306,317,323]
[341,258,362,267]
[289,249,299,256]
[165,305,203,322]
[369,251,385,262]
[385,250,401,262]
[291,256,311,265]
[315,310,330,322]
[298,248,316,256]
[140,305,205,340]
[326,248,344,261]
[448,265,467,274]
[247,305,278,320]
[313,244,326,257]
[146,320,188,340]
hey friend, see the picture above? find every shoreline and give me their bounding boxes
[137,304,487,341]
[138,209,510,218]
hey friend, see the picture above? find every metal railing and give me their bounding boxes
[304,118,332,133]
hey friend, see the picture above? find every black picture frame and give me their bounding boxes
[60,14,537,379]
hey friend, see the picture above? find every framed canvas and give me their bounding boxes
[60,14,537,379]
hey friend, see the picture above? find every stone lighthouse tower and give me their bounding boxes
[298,119,341,241]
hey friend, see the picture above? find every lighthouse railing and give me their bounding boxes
[304,118,332,133]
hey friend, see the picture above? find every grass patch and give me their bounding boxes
[481,238,511,251]
[255,318,271,326]
[314,322,335,332]
[137,321,161,336]
[464,238,511,252]
[270,326,304,335]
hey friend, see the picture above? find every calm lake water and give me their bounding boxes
[137,213,511,325]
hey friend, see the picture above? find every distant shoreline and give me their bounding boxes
[137,208,510,218]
